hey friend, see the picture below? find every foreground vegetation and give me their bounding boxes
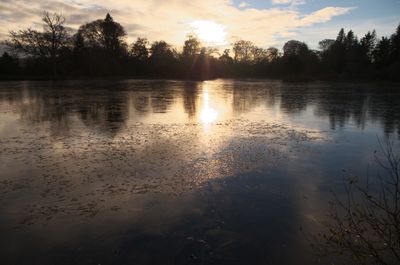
[314,139,400,265]
[1,12,400,80]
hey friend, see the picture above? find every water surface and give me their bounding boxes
[0,79,399,264]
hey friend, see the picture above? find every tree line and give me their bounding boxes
[1,12,399,80]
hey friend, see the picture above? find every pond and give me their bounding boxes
[0,79,399,264]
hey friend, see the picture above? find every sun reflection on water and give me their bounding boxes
[200,89,218,124]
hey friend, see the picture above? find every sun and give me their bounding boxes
[190,20,227,45]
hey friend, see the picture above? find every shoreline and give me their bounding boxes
[1,75,399,83]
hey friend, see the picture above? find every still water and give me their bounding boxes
[0,79,399,264]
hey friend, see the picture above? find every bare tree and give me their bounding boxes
[313,139,400,265]
[232,40,254,63]
[42,12,69,61]
[251,46,268,63]
[5,11,70,76]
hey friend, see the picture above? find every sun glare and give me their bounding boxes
[190,20,227,45]
[200,90,218,124]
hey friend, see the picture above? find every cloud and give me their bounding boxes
[0,0,355,49]
[239,2,249,8]
[299,7,356,26]
[271,0,306,5]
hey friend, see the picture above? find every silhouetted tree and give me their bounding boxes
[319,39,335,52]
[180,34,202,78]
[102,13,127,57]
[127,37,149,76]
[336,28,346,43]
[5,12,70,76]
[390,24,400,61]
[282,40,315,76]
[75,13,127,75]
[150,41,175,60]
[266,47,280,62]
[149,41,178,76]
[1,11,399,80]
[373,37,391,68]
[344,30,357,48]
[182,34,201,58]
[360,30,377,64]
[70,32,86,74]
[73,32,85,56]
[130,37,149,61]
[283,40,309,57]
[251,46,268,63]
[78,13,126,57]
[219,49,233,65]
[343,30,364,73]
[367,23,400,79]
[42,12,71,75]
[0,52,19,75]
[216,49,234,77]
[233,40,254,63]
[320,28,356,75]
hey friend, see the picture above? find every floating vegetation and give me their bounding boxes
[0,119,322,226]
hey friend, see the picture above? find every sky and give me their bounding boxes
[0,0,399,50]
